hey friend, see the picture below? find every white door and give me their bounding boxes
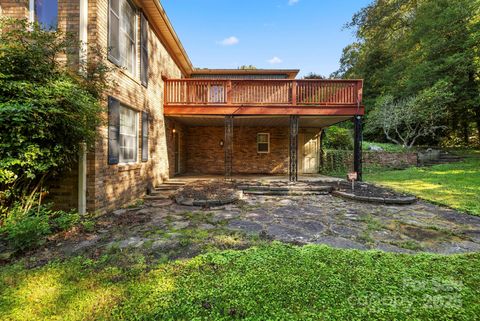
[300,132,319,174]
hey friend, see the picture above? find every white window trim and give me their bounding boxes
[109,0,137,77]
[119,105,139,164]
[29,0,58,30]
[120,0,137,76]
[29,0,34,23]
[257,133,270,154]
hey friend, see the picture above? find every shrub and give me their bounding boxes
[0,204,51,251]
[51,210,81,231]
[323,126,353,150]
[0,18,109,212]
[0,202,82,252]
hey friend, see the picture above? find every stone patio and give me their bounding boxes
[30,185,480,266]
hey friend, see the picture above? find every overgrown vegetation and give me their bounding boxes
[0,205,80,252]
[365,153,480,215]
[323,126,353,150]
[0,19,110,252]
[0,243,478,320]
[335,0,480,147]
[366,81,454,148]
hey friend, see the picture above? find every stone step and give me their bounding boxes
[154,185,181,191]
[439,156,462,161]
[238,185,332,192]
[243,190,330,196]
[163,181,186,186]
[150,190,175,196]
[144,194,171,201]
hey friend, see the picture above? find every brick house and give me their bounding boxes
[0,0,364,214]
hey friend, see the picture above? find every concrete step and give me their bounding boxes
[144,194,171,201]
[154,185,181,191]
[150,190,175,196]
[163,180,186,186]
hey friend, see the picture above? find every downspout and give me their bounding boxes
[78,0,88,215]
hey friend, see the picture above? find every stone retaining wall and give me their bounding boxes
[364,151,418,168]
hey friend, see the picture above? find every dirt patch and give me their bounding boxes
[387,221,449,242]
[174,180,241,206]
[176,180,237,200]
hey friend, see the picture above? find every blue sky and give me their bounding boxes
[161,0,371,77]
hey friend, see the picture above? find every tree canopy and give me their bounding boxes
[336,0,480,146]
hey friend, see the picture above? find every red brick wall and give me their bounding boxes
[185,126,289,175]
[85,0,184,214]
[1,0,185,214]
[0,0,29,19]
[165,118,187,177]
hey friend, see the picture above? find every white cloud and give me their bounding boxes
[218,36,239,46]
[288,0,299,5]
[267,56,283,64]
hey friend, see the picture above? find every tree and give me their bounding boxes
[366,81,454,148]
[0,19,109,212]
[336,0,480,145]
[303,73,325,79]
[238,65,257,70]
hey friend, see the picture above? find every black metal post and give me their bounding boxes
[224,115,233,179]
[353,115,363,181]
[289,115,299,182]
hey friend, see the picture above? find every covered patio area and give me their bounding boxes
[165,115,363,181]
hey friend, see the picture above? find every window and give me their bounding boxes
[257,133,270,153]
[108,97,138,165]
[208,84,225,103]
[141,112,149,162]
[30,0,58,30]
[119,106,138,163]
[108,0,137,74]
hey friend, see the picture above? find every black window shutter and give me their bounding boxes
[108,97,120,165]
[108,0,121,65]
[140,12,149,87]
[141,112,149,162]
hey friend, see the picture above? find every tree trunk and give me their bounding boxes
[462,121,469,145]
[476,116,480,144]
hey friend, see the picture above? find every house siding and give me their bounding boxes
[2,0,185,214]
[185,126,290,175]
[0,0,29,19]
[85,0,183,213]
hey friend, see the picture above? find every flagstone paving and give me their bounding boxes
[29,193,480,265]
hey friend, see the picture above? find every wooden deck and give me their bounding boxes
[164,79,364,116]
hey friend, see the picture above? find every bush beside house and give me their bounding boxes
[0,19,109,254]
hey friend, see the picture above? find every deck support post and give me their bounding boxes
[289,115,299,182]
[353,115,363,181]
[224,115,234,179]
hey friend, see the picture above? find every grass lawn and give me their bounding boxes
[365,152,480,216]
[0,243,479,320]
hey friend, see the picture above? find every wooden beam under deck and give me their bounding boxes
[164,105,365,116]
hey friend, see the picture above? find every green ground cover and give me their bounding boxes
[365,152,480,215]
[363,141,410,153]
[1,243,479,320]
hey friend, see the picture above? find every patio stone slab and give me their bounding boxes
[227,220,264,234]
[23,178,480,265]
[266,224,311,243]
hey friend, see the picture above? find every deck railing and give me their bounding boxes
[165,79,363,106]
